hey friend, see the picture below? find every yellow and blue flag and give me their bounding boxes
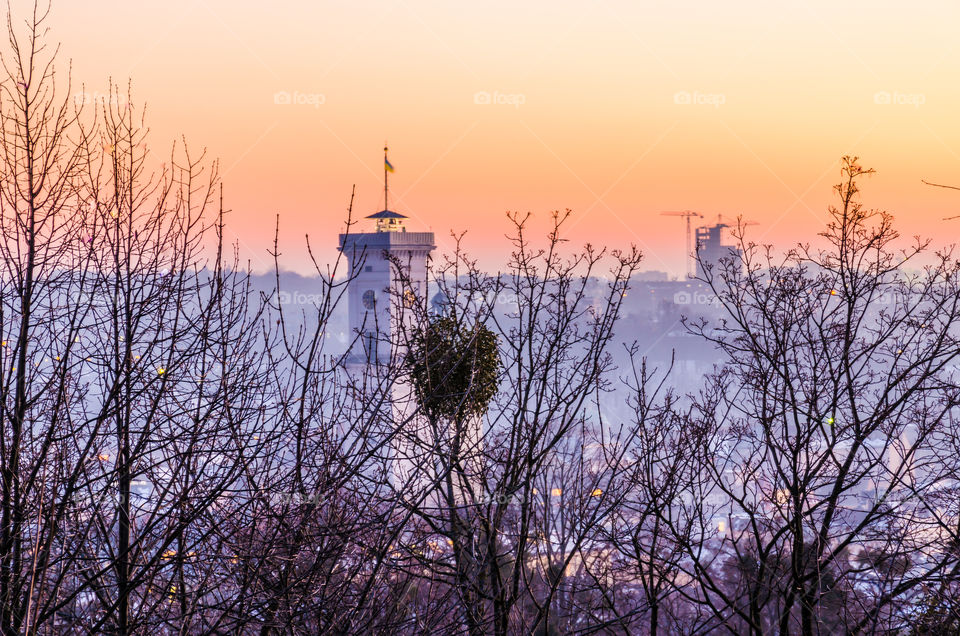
[384,157,395,173]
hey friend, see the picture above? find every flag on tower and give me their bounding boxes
[384,156,395,173]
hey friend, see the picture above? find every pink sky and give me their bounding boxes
[47,0,960,275]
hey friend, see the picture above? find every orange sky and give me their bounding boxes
[46,0,960,275]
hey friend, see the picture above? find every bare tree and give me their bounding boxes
[387,211,644,635]
[210,198,427,635]
[12,3,960,634]
[0,6,277,632]
[0,3,93,632]
[670,156,960,635]
[593,355,712,636]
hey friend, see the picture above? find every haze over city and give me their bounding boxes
[5,1,960,633]
[49,0,960,273]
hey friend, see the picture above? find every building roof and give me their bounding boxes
[366,209,407,220]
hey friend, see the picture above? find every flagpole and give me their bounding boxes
[384,143,389,211]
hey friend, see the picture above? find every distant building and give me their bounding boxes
[337,209,435,363]
[695,220,742,279]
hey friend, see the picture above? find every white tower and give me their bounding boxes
[337,148,438,493]
[338,210,435,362]
[337,147,435,363]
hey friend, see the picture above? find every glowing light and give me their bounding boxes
[826,417,834,425]
[718,520,726,532]
[830,289,838,296]
[157,367,166,375]
[591,488,603,497]
[97,453,110,461]
[551,488,562,496]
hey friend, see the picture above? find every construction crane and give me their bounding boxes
[660,210,703,279]
[707,213,759,230]
[701,215,759,246]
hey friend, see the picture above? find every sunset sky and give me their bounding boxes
[49,0,960,275]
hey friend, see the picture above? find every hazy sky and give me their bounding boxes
[44,0,960,275]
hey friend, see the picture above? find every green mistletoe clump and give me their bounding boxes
[405,315,500,422]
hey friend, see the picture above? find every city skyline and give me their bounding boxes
[3,3,960,632]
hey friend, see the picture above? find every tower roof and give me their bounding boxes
[367,209,407,220]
